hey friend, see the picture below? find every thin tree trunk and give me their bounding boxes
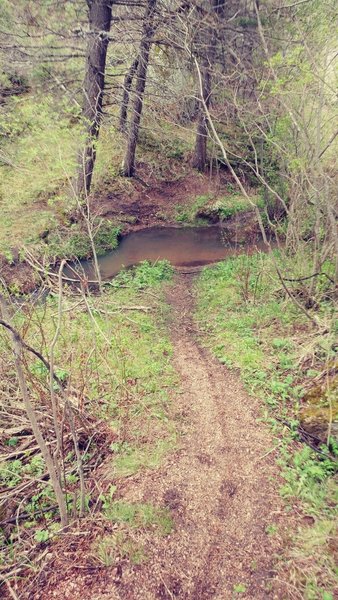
[119,56,139,133]
[192,63,212,172]
[77,0,113,198]
[0,296,69,527]
[192,0,219,172]
[122,0,157,177]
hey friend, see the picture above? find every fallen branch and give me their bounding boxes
[282,271,335,284]
[0,504,59,526]
[2,578,19,600]
[93,305,153,314]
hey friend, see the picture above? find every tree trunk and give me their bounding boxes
[77,0,113,198]
[119,56,139,133]
[192,64,212,172]
[122,0,157,177]
[192,0,219,172]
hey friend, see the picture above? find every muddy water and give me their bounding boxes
[67,226,268,281]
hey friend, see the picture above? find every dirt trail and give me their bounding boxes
[41,274,285,600]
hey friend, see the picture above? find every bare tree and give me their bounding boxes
[77,0,113,197]
[192,58,212,171]
[122,0,157,177]
[119,55,140,133]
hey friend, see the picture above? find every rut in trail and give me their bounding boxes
[44,274,285,600]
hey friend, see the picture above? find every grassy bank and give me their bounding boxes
[195,251,337,600]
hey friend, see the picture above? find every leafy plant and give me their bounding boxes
[112,260,174,289]
[34,529,50,543]
[0,459,23,487]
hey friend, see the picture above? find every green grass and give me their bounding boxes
[21,261,177,448]
[195,250,337,599]
[0,261,178,570]
[174,192,264,224]
[103,500,173,535]
[114,439,175,477]
[174,194,212,223]
[195,251,336,402]
[198,193,264,220]
[0,95,127,259]
[0,94,82,253]
[93,531,148,567]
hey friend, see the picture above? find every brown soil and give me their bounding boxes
[90,166,259,240]
[0,254,39,295]
[90,164,219,227]
[29,274,287,600]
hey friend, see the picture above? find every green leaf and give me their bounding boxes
[233,583,247,593]
[34,529,50,543]
[6,436,19,447]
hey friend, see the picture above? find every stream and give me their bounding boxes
[66,225,268,281]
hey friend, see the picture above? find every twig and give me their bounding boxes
[93,305,153,313]
[0,504,59,527]
[257,440,283,461]
[2,578,19,600]
[66,403,86,517]
[0,319,64,388]
[282,272,334,284]
[159,575,175,599]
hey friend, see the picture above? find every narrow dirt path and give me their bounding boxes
[159,274,284,599]
[41,274,286,600]
[89,274,284,600]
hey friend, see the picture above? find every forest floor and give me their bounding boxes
[35,274,289,600]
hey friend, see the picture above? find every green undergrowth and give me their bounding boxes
[0,95,127,259]
[0,261,177,569]
[195,251,337,599]
[0,92,196,260]
[28,261,177,460]
[103,497,173,536]
[0,94,82,253]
